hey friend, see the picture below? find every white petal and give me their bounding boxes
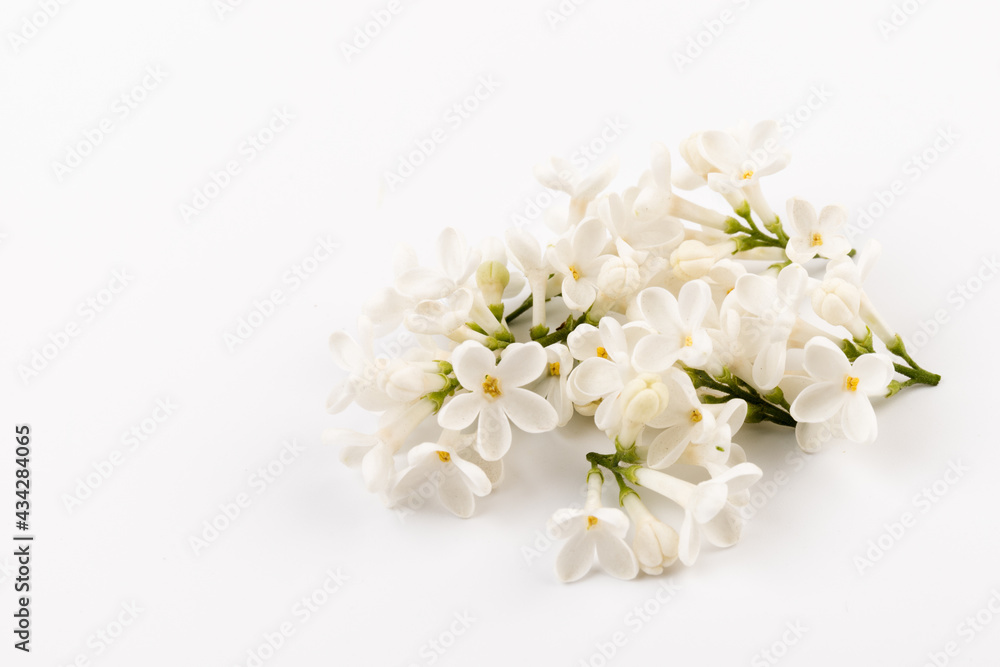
[677,513,701,566]
[678,279,711,331]
[438,470,476,518]
[437,393,483,430]
[790,382,843,423]
[646,426,691,469]
[701,504,744,547]
[595,533,639,580]
[329,332,365,373]
[699,131,744,173]
[803,337,851,381]
[632,334,682,373]
[650,142,672,191]
[501,387,559,433]
[495,342,547,387]
[785,197,817,237]
[853,353,894,395]
[841,393,877,443]
[476,403,512,460]
[555,532,595,582]
[570,357,623,400]
[562,276,597,311]
[451,457,493,497]
[452,342,496,390]
[638,287,681,334]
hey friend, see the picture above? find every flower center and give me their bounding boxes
[690,409,702,423]
[741,169,754,180]
[482,374,503,398]
[684,335,694,347]
[548,362,561,376]
[569,265,581,280]
[810,232,824,247]
[844,375,860,392]
[436,451,451,462]
[586,515,599,530]
[596,347,609,359]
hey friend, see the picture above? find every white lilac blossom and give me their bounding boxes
[326,121,941,583]
[549,472,639,582]
[437,341,558,461]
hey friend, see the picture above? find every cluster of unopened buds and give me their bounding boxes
[326,120,941,582]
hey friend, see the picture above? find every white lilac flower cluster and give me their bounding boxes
[326,120,940,582]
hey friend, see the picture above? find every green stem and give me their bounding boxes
[684,366,796,428]
[892,363,940,387]
[505,294,533,324]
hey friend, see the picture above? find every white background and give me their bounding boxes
[2,0,999,665]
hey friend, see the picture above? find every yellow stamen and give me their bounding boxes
[596,347,609,359]
[569,265,581,280]
[482,374,503,398]
[586,515,599,530]
[548,362,561,377]
[810,232,824,247]
[844,375,860,392]
[690,409,702,423]
[742,170,754,180]
[684,335,694,347]
[436,451,451,462]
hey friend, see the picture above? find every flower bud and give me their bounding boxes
[811,277,861,326]
[476,261,510,306]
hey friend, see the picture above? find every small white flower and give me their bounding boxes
[327,317,394,414]
[549,472,638,582]
[700,120,791,193]
[790,337,893,444]
[634,462,762,566]
[437,341,558,460]
[784,197,851,264]
[534,157,618,231]
[599,190,684,255]
[567,318,658,437]
[395,227,481,301]
[531,344,575,427]
[643,369,717,469]
[732,263,810,390]
[669,239,735,282]
[633,281,715,371]
[547,218,612,311]
[622,493,679,575]
[393,432,493,518]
